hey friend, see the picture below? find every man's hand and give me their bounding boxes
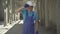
[35,21,39,32]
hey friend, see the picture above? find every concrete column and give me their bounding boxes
[4,0,9,26]
[37,0,40,19]
[39,0,42,25]
[56,0,60,34]
[12,0,15,21]
[8,0,10,23]
[9,0,13,24]
[45,0,49,28]
[41,0,45,25]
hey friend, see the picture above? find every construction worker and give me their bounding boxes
[16,1,38,34]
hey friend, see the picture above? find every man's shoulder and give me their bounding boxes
[33,11,37,13]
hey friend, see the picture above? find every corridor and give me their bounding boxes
[0,0,60,34]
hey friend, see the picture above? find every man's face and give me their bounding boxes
[27,6,33,11]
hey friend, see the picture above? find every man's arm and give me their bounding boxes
[35,21,39,32]
[34,11,39,32]
[15,7,24,14]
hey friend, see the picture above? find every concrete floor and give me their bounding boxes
[5,24,56,34]
[5,24,23,34]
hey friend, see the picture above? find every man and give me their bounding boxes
[16,1,38,34]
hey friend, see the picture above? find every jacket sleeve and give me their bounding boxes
[20,8,26,15]
[34,11,38,22]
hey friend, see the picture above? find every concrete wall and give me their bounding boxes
[38,0,59,34]
[45,0,57,29]
[38,0,60,34]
